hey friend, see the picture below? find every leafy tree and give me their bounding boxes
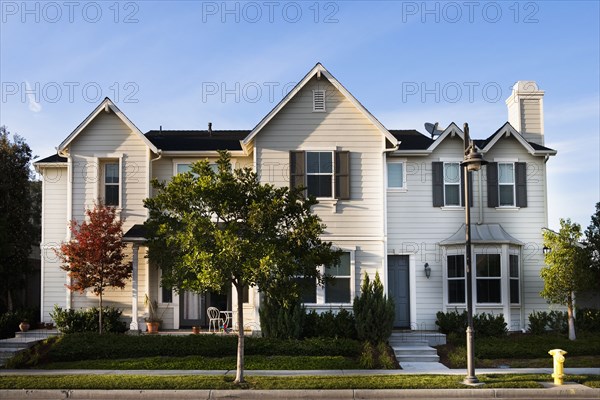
[144,151,339,383]
[584,202,600,290]
[353,272,394,344]
[56,204,132,334]
[0,126,35,312]
[541,219,592,340]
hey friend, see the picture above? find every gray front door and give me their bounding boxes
[388,255,410,328]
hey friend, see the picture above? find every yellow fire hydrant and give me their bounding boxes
[548,349,567,385]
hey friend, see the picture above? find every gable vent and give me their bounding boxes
[313,90,326,112]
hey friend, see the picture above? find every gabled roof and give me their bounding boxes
[241,63,398,149]
[389,130,433,150]
[145,130,249,151]
[439,223,523,246]
[58,97,158,153]
[34,154,68,164]
[479,122,557,155]
[427,122,465,152]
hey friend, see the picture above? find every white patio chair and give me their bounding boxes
[207,307,223,333]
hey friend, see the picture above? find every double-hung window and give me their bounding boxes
[444,162,461,206]
[306,151,334,198]
[290,151,350,200]
[509,254,520,304]
[325,252,351,303]
[447,255,465,304]
[104,163,119,206]
[498,163,515,206]
[476,254,501,303]
[294,251,353,305]
[387,161,405,190]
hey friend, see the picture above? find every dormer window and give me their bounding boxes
[313,90,325,112]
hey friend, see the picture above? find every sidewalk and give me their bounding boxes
[1,367,599,376]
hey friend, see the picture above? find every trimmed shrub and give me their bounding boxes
[577,308,600,333]
[473,313,507,337]
[353,272,394,344]
[300,308,356,339]
[435,309,466,335]
[528,311,551,334]
[259,298,304,339]
[436,310,507,337]
[358,341,396,369]
[548,310,568,334]
[50,305,127,334]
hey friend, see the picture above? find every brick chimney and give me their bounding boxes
[506,81,545,146]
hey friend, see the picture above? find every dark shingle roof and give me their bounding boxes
[389,130,434,150]
[123,224,146,240]
[145,130,250,151]
[35,154,67,163]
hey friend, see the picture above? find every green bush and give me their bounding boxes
[576,308,600,332]
[50,305,127,334]
[353,272,394,344]
[0,309,38,339]
[304,308,356,339]
[473,313,507,337]
[435,309,466,335]
[259,298,304,339]
[436,310,507,337]
[528,311,551,334]
[548,310,568,334]
[42,333,362,362]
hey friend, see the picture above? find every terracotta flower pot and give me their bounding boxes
[192,326,200,334]
[19,322,30,332]
[146,321,160,334]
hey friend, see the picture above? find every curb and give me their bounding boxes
[1,388,600,400]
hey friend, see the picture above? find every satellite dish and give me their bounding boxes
[425,122,441,137]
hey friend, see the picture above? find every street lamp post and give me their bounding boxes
[460,123,487,385]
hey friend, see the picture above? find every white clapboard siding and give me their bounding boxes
[41,165,68,321]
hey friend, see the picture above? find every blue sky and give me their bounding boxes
[1,0,598,230]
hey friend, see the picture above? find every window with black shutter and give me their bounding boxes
[289,150,350,200]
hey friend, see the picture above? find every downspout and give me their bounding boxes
[382,142,399,297]
[477,168,484,224]
[148,149,163,324]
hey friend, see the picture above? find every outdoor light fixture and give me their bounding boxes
[460,123,488,386]
[543,246,551,255]
[424,263,431,279]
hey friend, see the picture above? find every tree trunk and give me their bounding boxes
[99,292,103,335]
[568,293,576,341]
[234,284,245,384]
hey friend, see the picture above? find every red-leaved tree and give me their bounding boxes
[56,204,132,333]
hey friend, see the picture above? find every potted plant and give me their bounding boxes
[19,320,30,332]
[144,294,163,333]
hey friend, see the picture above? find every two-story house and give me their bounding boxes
[34,63,556,332]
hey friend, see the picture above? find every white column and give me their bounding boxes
[130,243,139,331]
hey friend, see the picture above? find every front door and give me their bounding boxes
[388,255,410,328]
[179,291,202,327]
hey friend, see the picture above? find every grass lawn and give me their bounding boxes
[437,332,600,369]
[4,373,595,390]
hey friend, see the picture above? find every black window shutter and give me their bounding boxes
[515,162,527,207]
[335,151,350,200]
[460,167,474,207]
[289,151,305,192]
[487,162,499,207]
[432,162,444,207]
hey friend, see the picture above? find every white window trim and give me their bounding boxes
[443,161,461,207]
[497,162,516,208]
[305,150,335,200]
[312,89,326,112]
[446,253,466,305]
[303,249,355,307]
[508,252,521,305]
[386,159,407,191]
[93,154,123,210]
[474,253,503,306]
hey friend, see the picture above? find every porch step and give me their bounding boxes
[0,329,59,367]
[388,331,444,365]
[389,331,446,346]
